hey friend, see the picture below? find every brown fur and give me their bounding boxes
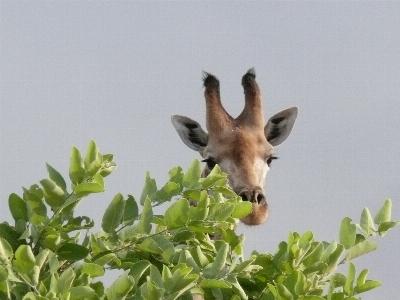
[172,69,298,226]
[204,127,272,225]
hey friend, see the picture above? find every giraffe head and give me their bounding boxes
[171,69,298,225]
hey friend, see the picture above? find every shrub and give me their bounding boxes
[0,141,398,299]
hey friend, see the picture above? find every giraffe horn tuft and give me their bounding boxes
[236,68,264,128]
[203,71,232,134]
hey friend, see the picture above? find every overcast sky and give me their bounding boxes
[1,1,399,298]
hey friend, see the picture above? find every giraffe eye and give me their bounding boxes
[202,158,217,169]
[266,156,278,166]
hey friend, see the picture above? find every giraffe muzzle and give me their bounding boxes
[238,189,266,205]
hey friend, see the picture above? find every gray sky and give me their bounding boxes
[1,1,399,298]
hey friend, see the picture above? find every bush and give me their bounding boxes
[0,141,398,300]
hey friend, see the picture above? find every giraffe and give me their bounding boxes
[171,68,298,226]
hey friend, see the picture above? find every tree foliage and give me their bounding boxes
[0,141,398,300]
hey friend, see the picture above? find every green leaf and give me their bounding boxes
[92,252,119,267]
[168,275,198,298]
[137,237,162,255]
[213,186,236,197]
[325,244,345,275]
[102,193,126,233]
[330,272,347,288]
[303,262,327,275]
[24,187,47,225]
[360,208,375,237]
[377,221,399,236]
[46,163,67,192]
[231,201,252,219]
[100,161,116,177]
[0,238,13,261]
[84,140,99,168]
[226,276,247,299]
[182,159,202,188]
[58,193,84,215]
[129,260,151,287]
[322,240,337,261]
[187,221,215,234]
[168,166,184,185]
[140,171,157,205]
[191,246,209,268]
[118,197,153,240]
[27,184,44,199]
[70,286,96,300]
[139,197,153,234]
[233,258,255,274]
[339,217,356,249]
[164,198,190,228]
[140,280,164,299]
[0,264,8,283]
[356,269,369,286]
[40,179,66,208]
[283,270,296,295]
[223,229,243,254]
[13,245,36,274]
[48,251,59,274]
[276,283,294,300]
[210,242,229,278]
[123,195,138,225]
[294,271,307,296]
[79,262,104,277]
[56,267,75,294]
[57,243,89,261]
[183,189,202,201]
[162,265,173,287]
[299,230,314,244]
[99,154,116,177]
[149,265,163,288]
[22,292,47,300]
[35,249,50,270]
[69,146,85,184]
[201,165,226,189]
[31,265,40,287]
[200,279,231,289]
[354,280,382,294]
[303,242,324,267]
[105,270,135,299]
[188,191,210,221]
[102,153,114,162]
[87,160,102,177]
[0,282,10,300]
[8,193,28,222]
[152,235,175,263]
[344,262,356,294]
[57,216,94,233]
[155,181,181,202]
[345,240,378,261]
[74,174,105,194]
[178,250,200,274]
[267,283,278,298]
[0,223,25,251]
[374,199,392,225]
[209,202,235,221]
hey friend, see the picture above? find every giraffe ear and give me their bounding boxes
[171,115,208,151]
[264,107,298,146]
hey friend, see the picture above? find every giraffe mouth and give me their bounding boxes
[237,188,269,225]
[240,201,269,225]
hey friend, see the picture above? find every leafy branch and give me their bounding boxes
[0,140,398,300]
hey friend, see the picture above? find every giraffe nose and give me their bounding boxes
[239,189,266,204]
